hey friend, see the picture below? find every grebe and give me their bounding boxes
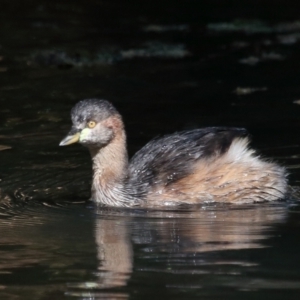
[59,99,287,207]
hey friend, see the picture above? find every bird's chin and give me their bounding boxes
[80,140,105,150]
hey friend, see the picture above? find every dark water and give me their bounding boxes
[1,0,300,299]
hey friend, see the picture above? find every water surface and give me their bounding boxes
[1,201,299,299]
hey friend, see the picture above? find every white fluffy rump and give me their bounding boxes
[206,138,287,203]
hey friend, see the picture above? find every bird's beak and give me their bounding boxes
[59,129,81,146]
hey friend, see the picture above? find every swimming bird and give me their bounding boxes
[59,99,287,207]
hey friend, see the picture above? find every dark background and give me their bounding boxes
[1,0,300,197]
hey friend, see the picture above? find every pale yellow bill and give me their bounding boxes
[59,132,80,146]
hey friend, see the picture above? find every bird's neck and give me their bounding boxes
[89,130,138,206]
[90,129,128,183]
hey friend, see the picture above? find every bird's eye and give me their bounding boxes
[87,121,96,128]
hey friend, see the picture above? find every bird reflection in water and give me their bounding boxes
[90,203,286,298]
[0,199,288,299]
[95,216,133,289]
